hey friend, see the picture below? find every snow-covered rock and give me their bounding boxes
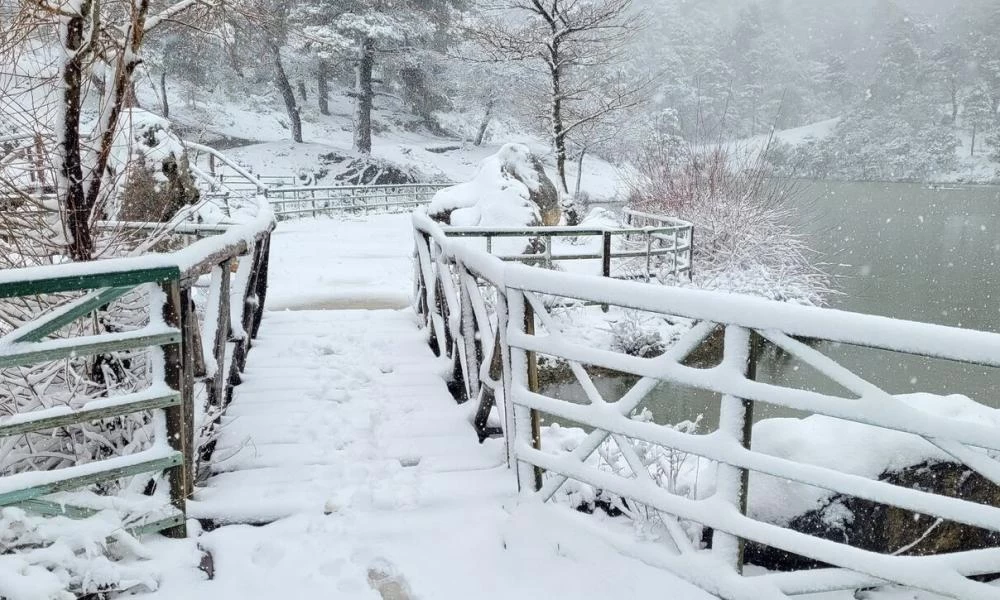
[428,143,559,227]
[744,392,1000,568]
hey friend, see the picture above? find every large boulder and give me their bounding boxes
[743,392,1000,570]
[746,460,1000,570]
[428,143,560,227]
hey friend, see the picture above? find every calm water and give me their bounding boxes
[547,181,1000,428]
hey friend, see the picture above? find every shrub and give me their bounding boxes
[626,135,831,305]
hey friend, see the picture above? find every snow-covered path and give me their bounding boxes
[137,215,716,600]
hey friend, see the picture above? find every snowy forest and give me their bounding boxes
[6,1,1000,599]
[5,0,1000,193]
[145,0,1000,182]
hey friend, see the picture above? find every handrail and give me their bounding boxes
[0,154,276,540]
[183,141,267,194]
[412,208,1000,600]
[265,182,453,219]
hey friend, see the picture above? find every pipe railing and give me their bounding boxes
[265,183,453,219]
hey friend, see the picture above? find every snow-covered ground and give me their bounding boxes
[266,214,416,311]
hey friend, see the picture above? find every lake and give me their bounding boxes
[546,181,1000,428]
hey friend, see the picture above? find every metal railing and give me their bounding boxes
[442,216,693,282]
[265,183,453,219]
[413,209,1000,600]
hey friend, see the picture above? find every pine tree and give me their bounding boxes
[963,86,994,156]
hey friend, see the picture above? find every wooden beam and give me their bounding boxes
[0,329,181,368]
[8,285,134,343]
[0,391,180,437]
[0,452,182,506]
[0,266,180,299]
[160,281,188,538]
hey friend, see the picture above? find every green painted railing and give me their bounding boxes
[0,194,274,539]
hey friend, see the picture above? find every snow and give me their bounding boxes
[265,214,415,311]
[428,143,542,229]
[116,217,717,599]
[7,202,998,599]
[141,78,624,202]
[749,392,1000,526]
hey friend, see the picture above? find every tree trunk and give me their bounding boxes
[551,81,569,193]
[549,40,569,193]
[125,79,138,108]
[60,2,94,262]
[971,124,977,157]
[317,58,330,116]
[474,101,493,146]
[574,147,586,199]
[161,71,169,118]
[297,80,307,102]
[272,44,302,143]
[354,36,375,154]
[950,80,959,125]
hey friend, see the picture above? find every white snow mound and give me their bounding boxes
[748,392,1000,525]
[428,142,541,228]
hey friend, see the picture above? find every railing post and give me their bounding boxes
[207,259,232,409]
[688,226,695,281]
[672,230,679,279]
[511,293,544,492]
[711,326,757,573]
[458,262,479,403]
[645,232,653,283]
[601,231,612,312]
[178,286,197,497]
[160,280,188,538]
[251,234,270,340]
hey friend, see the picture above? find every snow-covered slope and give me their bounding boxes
[140,79,625,200]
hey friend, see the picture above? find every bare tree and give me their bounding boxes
[1,0,215,262]
[472,0,643,192]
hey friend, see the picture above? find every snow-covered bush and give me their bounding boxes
[113,111,200,224]
[545,412,709,542]
[627,138,831,305]
[609,311,665,358]
[0,506,162,599]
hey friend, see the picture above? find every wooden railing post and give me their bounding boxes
[207,259,232,409]
[178,286,197,496]
[160,280,188,538]
[688,226,695,281]
[711,326,757,573]
[250,234,270,340]
[457,262,479,404]
[511,294,544,492]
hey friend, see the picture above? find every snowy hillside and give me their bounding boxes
[139,81,625,201]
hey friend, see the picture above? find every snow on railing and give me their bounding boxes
[0,159,276,540]
[412,209,1000,600]
[265,182,453,219]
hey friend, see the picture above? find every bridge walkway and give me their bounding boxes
[165,214,713,600]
